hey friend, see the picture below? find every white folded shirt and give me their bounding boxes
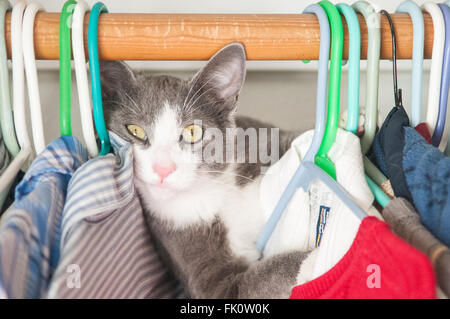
[259,128,382,279]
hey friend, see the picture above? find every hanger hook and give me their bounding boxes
[380,10,402,108]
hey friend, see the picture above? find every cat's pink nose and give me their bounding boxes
[153,163,176,182]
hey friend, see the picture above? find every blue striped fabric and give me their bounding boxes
[47,132,183,298]
[0,137,88,298]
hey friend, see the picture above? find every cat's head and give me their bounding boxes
[100,43,246,200]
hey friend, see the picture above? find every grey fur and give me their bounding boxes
[101,43,309,298]
[147,215,310,298]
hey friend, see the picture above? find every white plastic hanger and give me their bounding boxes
[422,2,445,136]
[73,0,98,158]
[0,0,32,194]
[23,1,45,154]
[257,3,367,252]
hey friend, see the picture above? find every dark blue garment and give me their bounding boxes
[368,107,413,201]
[369,107,450,246]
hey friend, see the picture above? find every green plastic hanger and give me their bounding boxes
[315,0,344,181]
[0,0,19,157]
[59,0,76,136]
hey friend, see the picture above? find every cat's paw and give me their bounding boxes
[339,107,384,137]
[339,108,366,137]
[295,249,319,286]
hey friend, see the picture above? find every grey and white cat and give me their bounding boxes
[100,43,312,298]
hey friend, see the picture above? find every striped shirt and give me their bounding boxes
[0,137,88,298]
[46,132,183,298]
[0,127,11,212]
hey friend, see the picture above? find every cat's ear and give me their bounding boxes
[190,43,246,106]
[100,60,137,101]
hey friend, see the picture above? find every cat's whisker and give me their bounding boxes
[191,101,220,113]
[184,74,222,113]
[195,175,238,191]
[124,92,141,112]
[185,86,218,114]
[184,73,218,110]
[188,100,221,115]
[183,69,203,109]
[194,169,257,183]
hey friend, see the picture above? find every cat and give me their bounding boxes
[100,43,312,298]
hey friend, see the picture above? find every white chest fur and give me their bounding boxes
[137,175,266,263]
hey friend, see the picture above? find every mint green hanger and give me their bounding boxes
[335,3,389,207]
[59,0,76,136]
[0,1,19,157]
[352,1,391,196]
[89,2,110,156]
[315,0,344,181]
[336,3,360,134]
[352,1,379,154]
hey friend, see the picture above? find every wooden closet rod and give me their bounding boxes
[4,12,434,60]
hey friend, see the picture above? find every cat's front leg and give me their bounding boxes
[236,250,313,299]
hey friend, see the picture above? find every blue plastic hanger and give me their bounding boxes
[336,3,390,208]
[257,3,367,252]
[395,0,424,127]
[336,3,360,134]
[431,3,450,148]
[89,2,110,155]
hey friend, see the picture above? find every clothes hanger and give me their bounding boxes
[313,0,344,181]
[336,3,360,134]
[89,2,110,156]
[73,0,99,158]
[422,2,445,138]
[380,10,403,110]
[395,0,424,127]
[23,1,45,154]
[257,1,367,252]
[336,2,389,208]
[0,0,32,195]
[352,1,391,203]
[0,0,20,157]
[351,1,379,155]
[60,0,76,136]
[431,3,450,150]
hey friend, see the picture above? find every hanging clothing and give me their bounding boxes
[0,171,25,214]
[0,128,11,213]
[0,128,10,177]
[367,107,412,200]
[259,128,381,261]
[0,137,88,298]
[415,123,433,144]
[369,107,450,247]
[382,197,450,297]
[290,216,435,299]
[46,132,183,299]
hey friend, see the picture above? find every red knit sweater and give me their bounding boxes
[290,217,436,299]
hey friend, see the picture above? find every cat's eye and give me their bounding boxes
[182,124,203,144]
[126,124,148,141]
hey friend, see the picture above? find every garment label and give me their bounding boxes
[315,205,330,247]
